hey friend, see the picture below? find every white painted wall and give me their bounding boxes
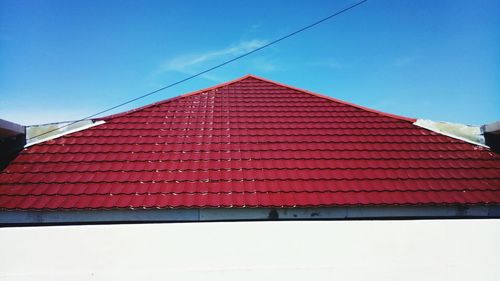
[1,220,499,281]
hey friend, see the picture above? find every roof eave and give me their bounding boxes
[2,204,499,226]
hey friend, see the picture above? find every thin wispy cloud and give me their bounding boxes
[393,56,420,67]
[308,58,346,70]
[155,39,271,82]
[248,56,280,72]
[249,23,262,31]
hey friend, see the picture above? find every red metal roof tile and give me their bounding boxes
[1,75,499,210]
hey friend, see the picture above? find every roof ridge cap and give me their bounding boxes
[246,74,417,123]
[99,75,253,121]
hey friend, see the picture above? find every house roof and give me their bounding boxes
[0,74,499,210]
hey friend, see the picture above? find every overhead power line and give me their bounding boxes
[27,0,368,142]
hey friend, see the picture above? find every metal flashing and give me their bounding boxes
[25,120,106,147]
[413,119,488,148]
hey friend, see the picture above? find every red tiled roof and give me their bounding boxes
[1,75,499,210]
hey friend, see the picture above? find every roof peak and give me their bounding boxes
[100,74,416,123]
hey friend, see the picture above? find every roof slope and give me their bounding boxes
[1,75,499,210]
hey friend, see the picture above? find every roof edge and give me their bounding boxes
[99,75,256,121]
[1,205,499,226]
[245,74,417,123]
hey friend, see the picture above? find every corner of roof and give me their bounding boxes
[245,74,417,123]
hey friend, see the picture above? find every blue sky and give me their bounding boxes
[1,0,499,125]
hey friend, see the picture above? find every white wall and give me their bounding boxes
[1,219,499,281]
